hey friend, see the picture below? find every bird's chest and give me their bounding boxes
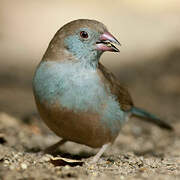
[33,61,128,136]
[33,61,108,112]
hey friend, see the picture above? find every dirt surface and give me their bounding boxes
[0,48,180,179]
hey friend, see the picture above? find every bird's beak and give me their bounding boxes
[96,31,121,52]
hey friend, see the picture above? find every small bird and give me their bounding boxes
[33,19,173,163]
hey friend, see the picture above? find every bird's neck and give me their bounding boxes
[43,49,102,70]
[75,53,101,69]
[67,48,102,69]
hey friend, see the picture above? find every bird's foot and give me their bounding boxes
[86,143,111,164]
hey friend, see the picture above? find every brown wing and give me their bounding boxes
[98,62,133,111]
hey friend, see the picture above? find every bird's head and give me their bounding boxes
[44,19,120,65]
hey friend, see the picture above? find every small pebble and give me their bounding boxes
[4,160,9,164]
[21,163,27,169]
[39,155,51,162]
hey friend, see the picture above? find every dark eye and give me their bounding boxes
[80,31,88,39]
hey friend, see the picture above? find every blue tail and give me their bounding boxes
[131,107,173,131]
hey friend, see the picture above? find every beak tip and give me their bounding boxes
[115,48,120,52]
[97,31,121,52]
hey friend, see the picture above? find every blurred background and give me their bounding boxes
[1,0,180,118]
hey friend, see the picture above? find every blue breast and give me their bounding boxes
[33,61,127,134]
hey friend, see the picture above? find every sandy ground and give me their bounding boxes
[0,48,180,179]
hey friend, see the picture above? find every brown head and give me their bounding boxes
[43,19,120,63]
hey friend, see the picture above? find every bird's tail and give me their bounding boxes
[131,107,173,131]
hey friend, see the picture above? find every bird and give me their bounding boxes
[33,19,173,163]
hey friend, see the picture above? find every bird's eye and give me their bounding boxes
[80,31,88,39]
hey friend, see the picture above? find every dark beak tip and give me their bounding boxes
[111,44,120,52]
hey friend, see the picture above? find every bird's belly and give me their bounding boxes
[36,99,117,148]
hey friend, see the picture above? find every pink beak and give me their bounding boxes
[96,31,121,52]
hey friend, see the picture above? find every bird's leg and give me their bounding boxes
[43,139,67,154]
[90,143,111,163]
